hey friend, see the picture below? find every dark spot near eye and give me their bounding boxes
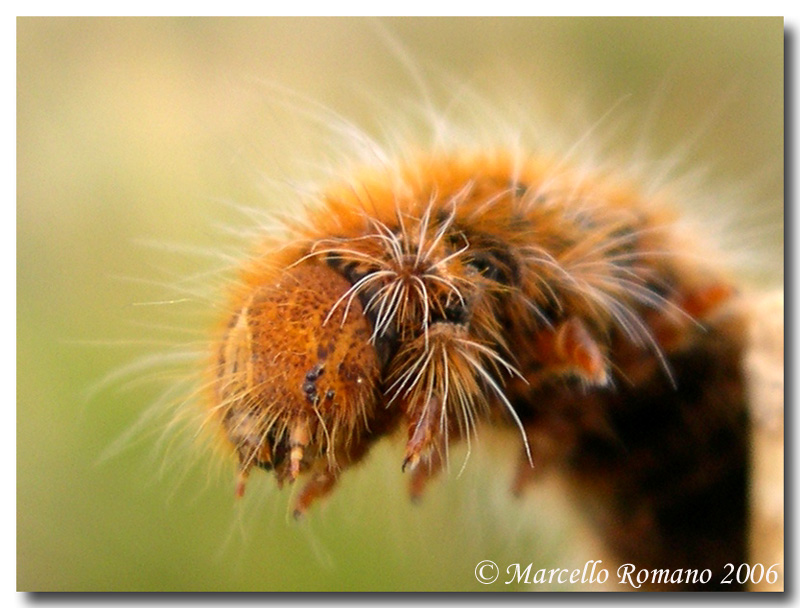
[343,260,359,276]
[465,253,495,276]
[461,232,521,286]
[324,252,343,269]
[306,364,325,381]
[445,229,467,247]
[303,374,319,404]
[373,331,397,372]
[435,303,469,325]
[326,389,336,400]
[324,255,400,372]
[465,250,519,286]
[325,255,369,285]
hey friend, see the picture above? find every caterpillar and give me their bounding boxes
[208,143,772,590]
[79,20,779,592]
[16,17,784,594]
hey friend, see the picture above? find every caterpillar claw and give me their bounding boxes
[293,468,338,518]
[402,396,443,474]
[409,449,443,502]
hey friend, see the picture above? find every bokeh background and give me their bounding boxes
[18,17,783,592]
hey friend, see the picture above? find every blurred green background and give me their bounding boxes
[18,17,783,592]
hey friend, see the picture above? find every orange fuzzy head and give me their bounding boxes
[213,261,382,495]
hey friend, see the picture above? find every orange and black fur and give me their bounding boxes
[211,151,750,590]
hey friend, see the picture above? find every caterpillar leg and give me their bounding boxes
[292,467,338,519]
[408,445,444,502]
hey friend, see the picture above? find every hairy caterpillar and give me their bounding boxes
[107,34,780,588]
[208,134,776,590]
[122,32,780,596]
[16,17,784,594]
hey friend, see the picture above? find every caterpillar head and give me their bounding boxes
[213,262,382,496]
